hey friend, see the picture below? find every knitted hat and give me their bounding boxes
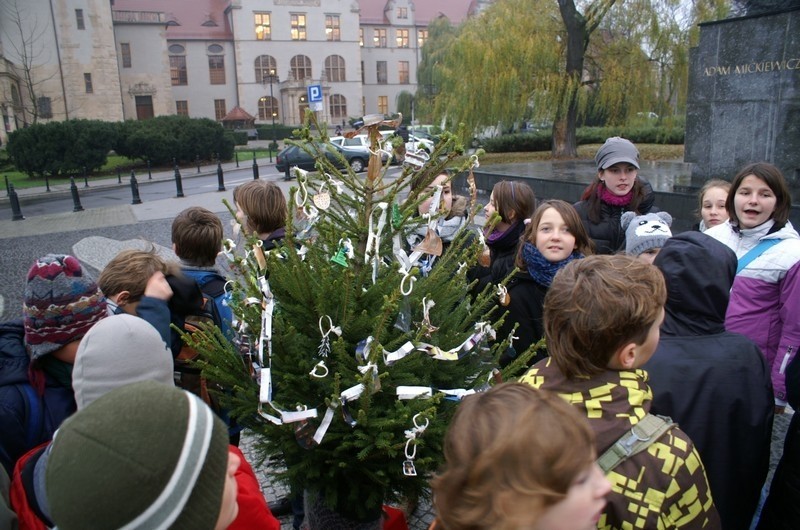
[73,314,173,410]
[595,137,640,170]
[621,211,673,257]
[23,254,106,361]
[46,381,229,530]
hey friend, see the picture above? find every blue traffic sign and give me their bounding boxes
[307,84,323,103]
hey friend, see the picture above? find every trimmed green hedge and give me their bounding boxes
[256,124,298,141]
[482,125,685,153]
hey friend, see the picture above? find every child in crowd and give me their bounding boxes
[705,162,800,413]
[233,180,288,251]
[45,381,244,530]
[497,200,592,367]
[430,382,610,530]
[97,248,175,345]
[472,180,535,291]
[695,179,730,232]
[620,211,673,264]
[646,232,773,530]
[520,255,720,528]
[0,254,106,475]
[172,206,232,336]
[574,137,657,254]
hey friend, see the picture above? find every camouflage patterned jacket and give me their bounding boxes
[521,360,721,529]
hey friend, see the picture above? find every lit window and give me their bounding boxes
[378,96,388,115]
[330,94,347,118]
[398,61,409,84]
[418,29,428,47]
[326,15,340,41]
[291,14,307,41]
[258,96,279,120]
[176,100,189,116]
[359,28,364,47]
[397,7,408,19]
[325,55,345,82]
[208,56,225,85]
[396,29,409,48]
[121,43,132,68]
[290,55,312,81]
[373,29,387,48]
[75,9,85,30]
[376,61,387,84]
[214,99,226,121]
[84,73,93,93]
[255,13,271,40]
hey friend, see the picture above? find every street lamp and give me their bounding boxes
[263,71,280,163]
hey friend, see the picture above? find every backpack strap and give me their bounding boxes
[197,274,227,299]
[737,238,781,273]
[597,414,675,474]
[18,384,45,449]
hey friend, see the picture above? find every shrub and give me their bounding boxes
[231,131,249,146]
[482,131,551,153]
[483,125,684,153]
[116,116,233,165]
[256,124,298,141]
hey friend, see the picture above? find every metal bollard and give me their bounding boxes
[4,175,9,196]
[252,152,259,180]
[130,170,142,205]
[8,184,25,221]
[173,158,184,198]
[147,159,152,180]
[196,154,201,174]
[44,173,51,192]
[70,177,84,212]
[235,152,239,168]
[217,158,226,192]
[117,167,122,184]
[83,166,89,188]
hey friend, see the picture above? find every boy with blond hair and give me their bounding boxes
[521,254,720,529]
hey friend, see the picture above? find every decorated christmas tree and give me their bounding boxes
[187,113,506,526]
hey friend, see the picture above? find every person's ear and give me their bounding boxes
[172,243,179,254]
[116,290,131,306]
[608,342,637,370]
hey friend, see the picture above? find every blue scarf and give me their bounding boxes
[522,242,583,287]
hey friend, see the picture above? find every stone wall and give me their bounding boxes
[685,8,800,189]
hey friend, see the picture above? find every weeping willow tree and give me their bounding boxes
[430,0,731,156]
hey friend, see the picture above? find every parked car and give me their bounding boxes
[276,141,384,174]
[329,136,390,170]
[406,134,434,154]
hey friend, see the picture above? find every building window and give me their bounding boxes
[169,45,188,86]
[398,61,409,84]
[376,61,387,84]
[361,61,365,84]
[378,96,388,115]
[214,99,226,121]
[290,55,312,81]
[326,15,340,41]
[373,28,387,47]
[291,14,307,41]
[37,97,52,119]
[176,100,189,116]
[330,94,347,118]
[396,29,409,48]
[209,56,225,85]
[255,55,277,83]
[325,55,345,82]
[359,28,364,47]
[75,9,85,30]
[120,43,132,68]
[255,13,271,40]
[136,96,154,120]
[84,73,93,93]
[418,29,428,47]
[397,7,408,19]
[258,96,279,121]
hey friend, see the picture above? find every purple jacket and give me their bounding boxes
[706,219,800,404]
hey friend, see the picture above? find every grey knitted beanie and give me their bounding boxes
[46,381,229,530]
[621,211,673,257]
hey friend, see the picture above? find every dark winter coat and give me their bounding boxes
[0,321,75,475]
[521,360,721,529]
[573,178,656,254]
[647,232,774,530]
[496,271,548,367]
[470,220,525,294]
[758,344,800,529]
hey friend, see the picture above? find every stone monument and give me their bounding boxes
[685,7,800,195]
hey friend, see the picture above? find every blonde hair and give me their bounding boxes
[431,383,595,530]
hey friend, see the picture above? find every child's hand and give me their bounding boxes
[144,271,173,301]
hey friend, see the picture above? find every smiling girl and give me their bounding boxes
[497,200,593,367]
[706,162,800,413]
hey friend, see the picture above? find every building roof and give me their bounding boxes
[113,0,232,40]
[221,106,256,122]
[357,0,477,25]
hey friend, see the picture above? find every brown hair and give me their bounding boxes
[232,180,288,235]
[171,207,224,267]
[696,179,731,220]
[98,248,177,301]
[580,178,647,224]
[515,200,594,268]
[490,180,536,224]
[544,254,666,379]
[726,162,792,227]
[431,383,595,530]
